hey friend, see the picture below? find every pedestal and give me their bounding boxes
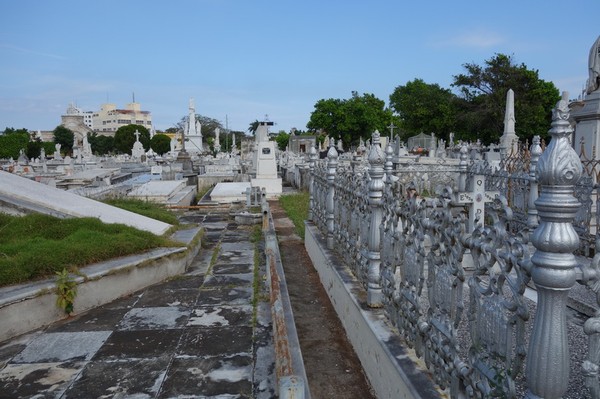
[572,91,600,158]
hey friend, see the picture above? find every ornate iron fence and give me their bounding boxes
[308,98,600,397]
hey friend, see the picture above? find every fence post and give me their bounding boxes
[525,95,582,398]
[527,135,542,233]
[367,130,385,307]
[458,143,468,192]
[308,145,318,222]
[326,138,338,249]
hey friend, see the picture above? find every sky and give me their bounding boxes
[0,0,598,134]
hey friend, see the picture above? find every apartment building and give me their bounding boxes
[92,102,152,135]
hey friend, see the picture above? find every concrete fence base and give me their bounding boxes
[304,221,444,399]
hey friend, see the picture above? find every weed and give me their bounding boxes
[279,191,309,239]
[55,268,77,315]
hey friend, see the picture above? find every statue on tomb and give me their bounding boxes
[587,36,600,94]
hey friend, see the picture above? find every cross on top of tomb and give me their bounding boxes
[134,130,141,142]
[387,123,397,140]
[453,173,499,232]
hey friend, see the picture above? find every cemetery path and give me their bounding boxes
[0,212,276,398]
[269,200,376,399]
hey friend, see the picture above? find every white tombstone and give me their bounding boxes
[251,120,282,197]
[500,89,519,157]
[185,98,203,153]
[131,130,145,161]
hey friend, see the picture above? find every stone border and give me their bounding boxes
[304,221,444,399]
[264,210,311,399]
[0,226,202,342]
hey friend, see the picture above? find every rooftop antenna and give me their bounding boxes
[132,92,135,103]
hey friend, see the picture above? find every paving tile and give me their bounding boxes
[197,287,253,306]
[136,288,199,308]
[98,292,143,309]
[45,306,131,333]
[0,361,84,398]
[212,263,253,275]
[12,331,112,363]
[92,329,183,360]
[153,275,205,290]
[187,306,253,328]
[202,274,253,288]
[0,331,41,368]
[64,357,170,398]
[217,253,254,265]
[117,307,190,330]
[177,327,253,357]
[220,242,254,252]
[159,355,252,398]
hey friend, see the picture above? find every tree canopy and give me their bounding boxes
[150,133,171,155]
[88,132,115,155]
[176,115,223,140]
[307,91,394,146]
[452,53,560,144]
[0,128,29,159]
[274,131,289,151]
[389,79,456,141]
[53,126,74,155]
[248,120,259,135]
[113,124,150,154]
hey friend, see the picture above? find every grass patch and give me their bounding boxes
[278,191,309,239]
[103,198,180,225]
[0,213,180,287]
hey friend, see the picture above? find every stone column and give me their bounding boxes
[525,95,582,399]
[367,131,385,307]
[308,145,318,222]
[326,139,338,249]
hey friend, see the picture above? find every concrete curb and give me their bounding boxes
[0,226,203,342]
[304,221,444,399]
[264,207,311,399]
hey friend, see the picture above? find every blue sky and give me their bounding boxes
[0,0,597,133]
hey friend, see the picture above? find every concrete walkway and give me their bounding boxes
[0,211,276,398]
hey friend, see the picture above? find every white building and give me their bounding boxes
[82,111,94,130]
[92,102,152,135]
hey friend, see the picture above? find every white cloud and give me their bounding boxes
[0,43,66,60]
[432,30,506,48]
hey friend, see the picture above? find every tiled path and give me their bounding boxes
[0,212,275,398]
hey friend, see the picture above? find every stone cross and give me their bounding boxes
[453,172,499,233]
[387,123,397,141]
[134,130,140,142]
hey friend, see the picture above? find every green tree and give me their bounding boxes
[222,130,245,153]
[42,142,56,157]
[452,53,560,144]
[307,92,393,146]
[88,132,115,155]
[53,126,74,155]
[275,130,289,151]
[150,134,171,155]
[113,124,150,154]
[389,79,457,141]
[26,140,43,159]
[176,115,223,141]
[248,120,259,135]
[0,128,29,159]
